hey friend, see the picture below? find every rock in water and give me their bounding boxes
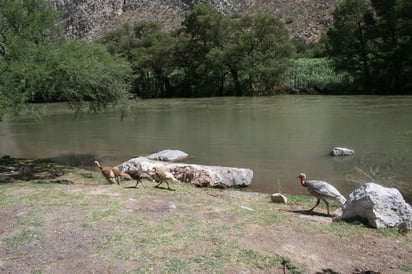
[336,183,412,229]
[330,147,355,156]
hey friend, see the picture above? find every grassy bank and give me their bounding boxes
[0,161,411,273]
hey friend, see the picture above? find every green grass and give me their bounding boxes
[1,164,410,273]
[401,263,412,272]
[4,229,45,247]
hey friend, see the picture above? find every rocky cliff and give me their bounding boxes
[49,0,342,41]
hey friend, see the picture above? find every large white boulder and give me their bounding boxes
[337,182,412,229]
[117,156,253,188]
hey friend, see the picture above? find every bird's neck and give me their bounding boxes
[299,178,306,187]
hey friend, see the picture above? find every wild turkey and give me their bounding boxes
[124,164,153,188]
[94,160,131,185]
[151,166,180,189]
[297,173,346,215]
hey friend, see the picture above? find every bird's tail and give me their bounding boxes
[120,172,132,180]
[113,169,131,180]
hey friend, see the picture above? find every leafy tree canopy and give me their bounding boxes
[0,0,132,120]
[326,0,412,93]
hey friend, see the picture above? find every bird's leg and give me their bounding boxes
[135,180,145,189]
[155,181,162,188]
[166,181,170,189]
[322,199,330,215]
[307,198,320,212]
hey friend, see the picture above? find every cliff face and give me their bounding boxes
[49,0,342,41]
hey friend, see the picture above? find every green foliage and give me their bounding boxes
[291,37,326,58]
[326,0,412,93]
[0,0,132,120]
[100,3,293,97]
[285,58,352,92]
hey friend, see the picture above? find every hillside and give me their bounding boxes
[49,0,342,41]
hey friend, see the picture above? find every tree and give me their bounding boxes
[0,0,132,119]
[180,5,293,96]
[225,15,293,95]
[368,0,412,91]
[326,0,373,89]
[326,0,412,93]
[99,21,178,98]
[179,3,229,96]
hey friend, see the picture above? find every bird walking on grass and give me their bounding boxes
[95,160,131,185]
[124,164,153,188]
[151,166,180,190]
[297,173,346,215]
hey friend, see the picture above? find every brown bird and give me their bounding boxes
[298,173,346,216]
[94,160,131,185]
[151,166,180,189]
[124,164,153,188]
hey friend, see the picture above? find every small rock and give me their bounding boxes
[271,193,288,203]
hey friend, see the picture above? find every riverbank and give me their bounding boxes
[0,158,411,273]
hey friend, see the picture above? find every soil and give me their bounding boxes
[0,159,411,274]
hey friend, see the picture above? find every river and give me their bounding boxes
[1,96,411,202]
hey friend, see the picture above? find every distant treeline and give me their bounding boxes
[0,0,411,119]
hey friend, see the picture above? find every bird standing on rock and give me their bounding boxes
[94,160,131,184]
[297,173,346,216]
[151,166,180,189]
[124,164,153,188]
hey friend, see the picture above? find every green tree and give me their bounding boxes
[326,0,412,93]
[226,15,293,95]
[99,21,178,98]
[179,3,229,96]
[326,0,373,90]
[0,0,132,119]
[180,4,293,96]
[368,0,412,91]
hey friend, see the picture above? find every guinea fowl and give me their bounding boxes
[298,173,346,215]
[124,164,153,188]
[151,166,180,189]
[94,160,131,184]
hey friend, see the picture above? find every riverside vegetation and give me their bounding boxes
[0,158,412,273]
[1,0,411,120]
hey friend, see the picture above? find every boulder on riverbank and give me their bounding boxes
[117,156,253,188]
[335,182,412,230]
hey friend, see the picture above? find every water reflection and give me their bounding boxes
[1,96,411,202]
